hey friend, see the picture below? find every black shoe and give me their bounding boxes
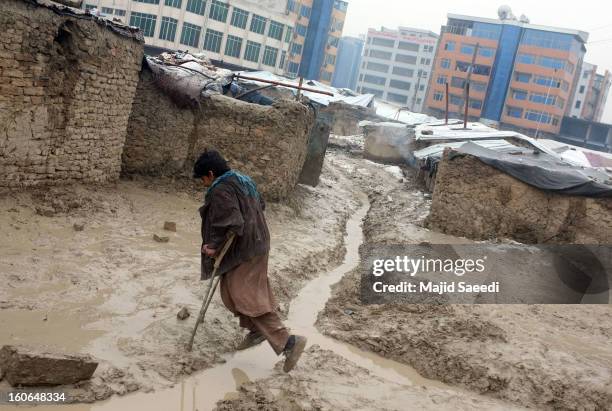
[282,335,307,372]
[237,331,266,350]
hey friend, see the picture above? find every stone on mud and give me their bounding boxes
[153,234,170,243]
[0,345,98,386]
[163,221,177,232]
[176,307,190,320]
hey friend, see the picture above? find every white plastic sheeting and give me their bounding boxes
[234,71,375,107]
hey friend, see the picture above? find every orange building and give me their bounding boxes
[425,12,588,136]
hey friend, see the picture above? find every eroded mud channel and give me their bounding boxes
[1,150,610,410]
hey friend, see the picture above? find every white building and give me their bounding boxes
[83,0,295,75]
[570,62,611,122]
[356,27,438,112]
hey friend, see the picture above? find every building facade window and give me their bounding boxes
[472,81,487,92]
[529,92,555,105]
[164,0,181,8]
[101,7,113,14]
[328,36,339,48]
[268,21,284,40]
[433,92,444,101]
[575,100,582,109]
[129,12,157,37]
[299,5,311,18]
[209,0,229,22]
[366,62,389,73]
[287,0,297,12]
[279,50,286,69]
[180,22,202,47]
[512,89,528,100]
[441,58,451,69]
[186,0,205,15]
[460,44,475,55]
[361,87,384,98]
[451,76,465,89]
[203,28,223,52]
[250,14,266,34]
[364,74,386,86]
[295,24,308,37]
[506,106,523,118]
[324,53,336,65]
[291,43,302,55]
[479,47,494,57]
[389,79,411,90]
[522,30,573,51]
[525,109,555,124]
[262,46,279,66]
[285,27,293,42]
[436,75,447,85]
[288,61,299,74]
[387,92,408,104]
[469,99,482,109]
[392,66,414,77]
[517,53,536,65]
[159,16,178,42]
[134,0,159,4]
[114,9,126,16]
[368,49,391,60]
[515,72,531,83]
[244,40,261,62]
[398,41,419,51]
[579,85,585,93]
[372,37,395,48]
[230,7,249,29]
[450,94,463,106]
[395,54,417,64]
[224,35,242,58]
[444,41,455,51]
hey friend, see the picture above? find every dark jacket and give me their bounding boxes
[200,175,270,280]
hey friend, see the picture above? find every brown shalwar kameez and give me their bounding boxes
[200,173,289,355]
[219,254,289,354]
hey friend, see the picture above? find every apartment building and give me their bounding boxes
[356,27,438,112]
[83,0,295,75]
[570,63,611,122]
[425,11,588,135]
[331,36,364,90]
[285,0,348,84]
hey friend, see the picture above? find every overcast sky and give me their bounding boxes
[342,0,612,123]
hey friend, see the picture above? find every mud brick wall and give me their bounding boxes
[0,0,144,188]
[124,68,315,200]
[425,152,612,244]
[321,102,383,136]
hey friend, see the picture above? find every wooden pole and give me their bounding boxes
[297,77,304,101]
[234,74,334,96]
[445,82,449,125]
[464,82,470,129]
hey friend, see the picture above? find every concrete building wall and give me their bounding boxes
[83,0,293,75]
[0,0,144,189]
[425,13,588,136]
[331,36,364,90]
[570,62,596,118]
[356,27,438,113]
[124,67,315,200]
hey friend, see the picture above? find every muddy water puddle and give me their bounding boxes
[2,199,472,411]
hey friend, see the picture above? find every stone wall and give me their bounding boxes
[425,151,612,244]
[0,0,144,189]
[124,67,315,200]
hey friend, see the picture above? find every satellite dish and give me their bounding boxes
[498,5,512,20]
[519,14,530,23]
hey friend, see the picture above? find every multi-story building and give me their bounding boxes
[285,0,348,84]
[355,27,438,112]
[570,63,611,122]
[83,0,296,75]
[425,11,588,136]
[331,36,364,90]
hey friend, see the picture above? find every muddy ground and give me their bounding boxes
[1,143,611,410]
[316,149,612,410]
[0,159,360,402]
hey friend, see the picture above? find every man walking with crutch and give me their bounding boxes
[193,149,307,373]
